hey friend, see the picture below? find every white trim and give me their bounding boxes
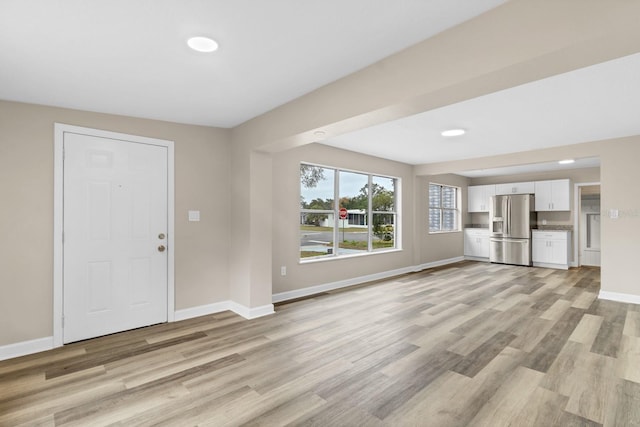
[53,123,175,347]
[53,126,64,347]
[3,300,276,361]
[228,302,275,319]
[174,301,231,321]
[532,262,569,270]
[273,256,464,303]
[599,290,640,305]
[412,256,465,272]
[0,337,53,361]
[464,256,489,262]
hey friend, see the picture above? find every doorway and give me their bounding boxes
[574,183,601,267]
[54,124,175,346]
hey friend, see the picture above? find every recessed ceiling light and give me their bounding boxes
[558,159,575,164]
[187,36,219,53]
[441,129,466,137]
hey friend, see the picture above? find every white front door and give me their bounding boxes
[63,131,168,343]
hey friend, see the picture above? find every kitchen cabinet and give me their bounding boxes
[464,228,490,260]
[467,184,496,212]
[495,181,535,195]
[532,230,571,269]
[534,179,570,211]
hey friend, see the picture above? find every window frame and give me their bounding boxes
[428,182,461,234]
[300,162,401,262]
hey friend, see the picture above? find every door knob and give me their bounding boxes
[158,245,166,252]
[158,233,166,239]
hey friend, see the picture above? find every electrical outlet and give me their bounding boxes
[280,266,287,276]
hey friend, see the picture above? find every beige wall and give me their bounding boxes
[271,143,414,294]
[0,100,231,346]
[599,138,640,297]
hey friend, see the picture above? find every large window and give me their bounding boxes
[429,183,459,233]
[300,163,399,260]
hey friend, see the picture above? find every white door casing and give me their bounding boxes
[54,124,175,346]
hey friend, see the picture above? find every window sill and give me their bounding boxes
[428,230,462,235]
[299,248,403,264]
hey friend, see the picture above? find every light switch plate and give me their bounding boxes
[609,209,619,219]
[188,210,200,222]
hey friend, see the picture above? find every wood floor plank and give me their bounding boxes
[623,310,640,337]
[384,345,525,426]
[523,307,585,373]
[467,366,545,427]
[1,262,637,426]
[604,379,640,427]
[588,299,627,358]
[507,386,569,427]
[564,351,617,424]
[568,313,604,346]
[450,330,516,378]
[615,335,640,384]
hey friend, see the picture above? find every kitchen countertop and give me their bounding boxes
[534,225,573,231]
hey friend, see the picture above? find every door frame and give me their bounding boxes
[572,181,600,268]
[53,123,175,347]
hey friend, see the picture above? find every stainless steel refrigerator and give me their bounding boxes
[489,194,537,266]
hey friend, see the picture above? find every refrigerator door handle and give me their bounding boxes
[505,197,510,236]
[508,197,512,235]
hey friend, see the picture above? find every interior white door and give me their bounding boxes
[63,132,168,343]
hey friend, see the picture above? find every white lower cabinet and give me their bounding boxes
[532,230,571,269]
[464,229,490,260]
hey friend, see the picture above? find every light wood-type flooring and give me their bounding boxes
[1,261,639,426]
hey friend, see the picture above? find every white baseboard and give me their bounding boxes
[0,336,53,361]
[272,266,415,303]
[533,262,569,270]
[413,256,465,272]
[174,301,232,321]
[176,300,275,321]
[464,256,489,262]
[273,257,464,303]
[2,300,276,362]
[599,290,640,305]
[228,302,275,319]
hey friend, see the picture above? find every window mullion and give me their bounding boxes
[440,185,444,232]
[367,175,373,252]
[333,169,339,256]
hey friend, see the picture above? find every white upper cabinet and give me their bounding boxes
[534,179,570,211]
[467,184,496,212]
[494,181,535,195]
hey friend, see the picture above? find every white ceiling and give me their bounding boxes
[0,0,505,128]
[458,157,600,178]
[321,52,640,166]
[1,1,634,176]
